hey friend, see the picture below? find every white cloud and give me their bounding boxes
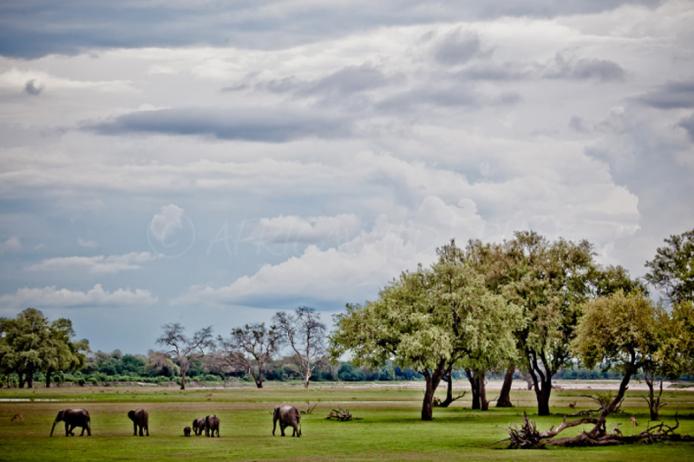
[252,214,360,243]
[149,204,184,242]
[0,68,133,94]
[0,284,157,309]
[26,252,157,274]
[179,194,486,308]
[0,236,22,253]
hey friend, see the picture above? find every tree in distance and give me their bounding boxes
[156,323,214,390]
[217,322,282,388]
[274,307,326,388]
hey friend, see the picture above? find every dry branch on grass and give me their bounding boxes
[301,401,318,415]
[508,411,693,448]
[326,408,353,421]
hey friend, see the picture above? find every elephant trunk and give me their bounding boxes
[50,419,58,437]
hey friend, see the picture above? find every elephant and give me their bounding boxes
[183,426,192,437]
[204,415,220,437]
[127,409,149,436]
[192,417,206,436]
[50,409,91,437]
[273,404,301,437]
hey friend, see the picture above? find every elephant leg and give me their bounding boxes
[139,425,143,436]
[280,423,286,437]
[133,422,137,436]
[86,423,91,436]
[145,425,149,436]
[64,422,70,436]
[80,425,86,436]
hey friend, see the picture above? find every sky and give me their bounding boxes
[0,0,693,353]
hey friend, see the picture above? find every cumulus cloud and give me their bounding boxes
[27,252,157,274]
[0,284,157,308]
[0,1,659,58]
[252,214,361,244]
[149,204,184,243]
[431,29,482,65]
[89,106,351,142]
[544,54,625,81]
[679,114,694,141]
[0,68,132,93]
[638,81,694,109]
[0,236,22,253]
[24,79,42,95]
[179,194,486,308]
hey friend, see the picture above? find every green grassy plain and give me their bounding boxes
[0,383,692,461]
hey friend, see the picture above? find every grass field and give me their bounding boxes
[0,382,693,461]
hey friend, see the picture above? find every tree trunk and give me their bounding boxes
[496,364,515,408]
[535,381,551,416]
[303,369,311,388]
[45,368,52,388]
[645,374,663,421]
[180,371,186,390]
[421,365,445,421]
[467,370,480,410]
[466,369,488,410]
[479,372,489,411]
[26,368,34,389]
[17,372,25,389]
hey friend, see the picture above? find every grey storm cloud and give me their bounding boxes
[88,107,351,142]
[24,79,43,95]
[679,114,694,142]
[638,81,694,109]
[545,55,625,81]
[432,30,482,65]
[0,0,660,58]
[231,64,392,99]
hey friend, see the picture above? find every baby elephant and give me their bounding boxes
[205,415,220,437]
[273,404,301,437]
[192,417,206,436]
[183,426,191,437]
[127,409,149,436]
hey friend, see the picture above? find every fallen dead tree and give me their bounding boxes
[508,411,693,448]
[326,408,353,421]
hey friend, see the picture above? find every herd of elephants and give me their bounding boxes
[48,404,302,438]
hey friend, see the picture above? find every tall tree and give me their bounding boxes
[505,231,594,416]
[42,318,89,387]
[0,308,88,388]
[332,255,519,421]
[156,323,214,390]
[572,291,660,432]
[217,323,281,388]
[274,307,326,388]
[435,241,522,411]
[645,228,694,304]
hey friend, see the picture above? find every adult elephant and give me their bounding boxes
[192,417,206,436]
[127,409,149,436]
[50,409,91,437]
[205,415,220,437]
[272,404,301,437]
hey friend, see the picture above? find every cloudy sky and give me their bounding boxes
[1,0,693,353]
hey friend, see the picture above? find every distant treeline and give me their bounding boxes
[2,347,671,388]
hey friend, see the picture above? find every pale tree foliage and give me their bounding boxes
[434,244,522,411]
[502,231,594,416]
[156,323,214,390]
[645,228,694,304]
[217,323,282,388]
[644,300,694,419]
[509,291,665,448]
[273,307,326,388]
[332,249,521,421]
[0,308,89,388]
